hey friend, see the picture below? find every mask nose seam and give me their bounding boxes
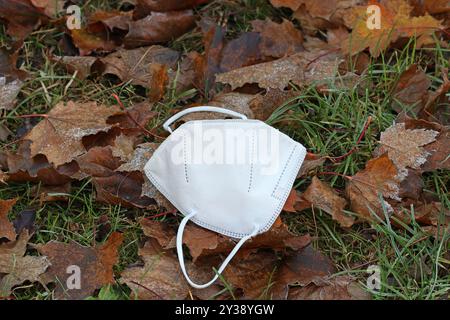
[248,131,255,192]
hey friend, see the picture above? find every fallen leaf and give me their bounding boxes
[198,18,305,91]
[0,198,17,241]
[223,250,280,299]
[422,70,450,125]
[271,244,336,299]
[251,19,304,58]
[216,50,343,90]
[297,156,326,177]
[76,146,155,208]
[31,0,64,18]
[249,89,298,121]
[375,122,438,177]
[140,218,176,249]
[100,46,179,88]
[182,219,311,262]
[6,141,76,185]
[0,0,45,39]
[346,154,400,221]
[342,0,442,56]
[116,143,173,209]
[36,232,123,300]
[391,64,430,114]
[0,76,23,111]
[124,10,196,48]
[0,230,50,297]
[271,0,366,34]
[134,0,209,16]
[121,238,221,300]
[24,101,121,167]
[301,177,354,227]
[288,275,370,300]
[69,28,119,56]
[12,208,36,235]
[111,133,136,163]
[422,126,449,171]
[53,56,99,80]
[398,117,450,171]
[282,189,299,213]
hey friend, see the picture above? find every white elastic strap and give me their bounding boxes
[176,212,259,289]
[163,106,248,133]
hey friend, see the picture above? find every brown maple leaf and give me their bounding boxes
[375,122,438,177]
[346,154,401,221]
[216,49,343,90]
[342,0,442,57]
[36,232,123,300]
[24,101,121,167]
[0,230,50,297]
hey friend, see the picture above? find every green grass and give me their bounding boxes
[0,0,449,300]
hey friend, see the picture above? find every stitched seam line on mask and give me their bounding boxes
[248,131,255,192]
[262,145,305,233]
[271,145,297,200]
[183,132,189,183]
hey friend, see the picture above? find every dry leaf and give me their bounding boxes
[271,244,336,299]
[100,46,179,87]
[121,239,221,300]
[301,177,354,227]
[69,28,119,56]
[288,275,371,300]
[0,198,17,241]
[53,56,99,80]
[0,0,45,39]
[36,232,123,300]
[24,101,121,167]
[76,146,155,208]
[124,10,196,48]
[346,154,400,221]
[249,89,298,121]
[116,143,173,209]
[282,189,299,213]
[6,140,76,185]
[0,230,50,297]
[0,77,23,112]
[251,19,304,58]
[342,0,442,56]
[375,122,438,177]
[216,50,342,90]
[223,250,280,299]
[135,0,209,16]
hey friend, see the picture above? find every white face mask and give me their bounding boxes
[144,106,306,289]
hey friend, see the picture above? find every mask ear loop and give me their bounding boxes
[176,212,259,289]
